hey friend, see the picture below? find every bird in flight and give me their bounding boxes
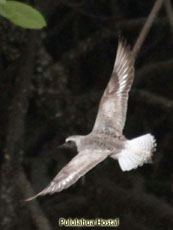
[26,40,156,201]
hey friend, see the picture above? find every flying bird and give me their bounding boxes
[26,40,156,201]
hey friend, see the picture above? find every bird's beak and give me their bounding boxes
[58,143,68,150]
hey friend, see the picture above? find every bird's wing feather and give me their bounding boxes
[93,40,135,135]
[25,150,109,201]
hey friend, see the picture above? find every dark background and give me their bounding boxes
[0,0,173,229]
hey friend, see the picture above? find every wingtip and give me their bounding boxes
[24,193,40,202]
[114,37,134,69]
[117,36,133,54]
[24,182,57,201]
[119,38,131,52]
[24,189,46,201]
[118,35,126,45]
[117,33,125,43]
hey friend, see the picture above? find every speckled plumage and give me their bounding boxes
[26,40,156,201]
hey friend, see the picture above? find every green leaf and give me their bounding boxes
[0,1,46,29]
[0,0,6,4]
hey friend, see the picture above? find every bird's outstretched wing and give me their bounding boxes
[25,150,109,201]
[93,40,135,135]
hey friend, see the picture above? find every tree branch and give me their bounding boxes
[61,17,167,64]
[133,0,165,58]
[0,32,51,230]
[18,168,52,230]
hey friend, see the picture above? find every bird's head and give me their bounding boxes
[58,135,84,153]
[65,135,83,147]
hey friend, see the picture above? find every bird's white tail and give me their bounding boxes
[118,134,156,171]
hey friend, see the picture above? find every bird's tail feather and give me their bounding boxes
[117,134,156,171]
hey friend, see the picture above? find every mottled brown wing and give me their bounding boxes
[26,150,109,201]
[92,40,135,135]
